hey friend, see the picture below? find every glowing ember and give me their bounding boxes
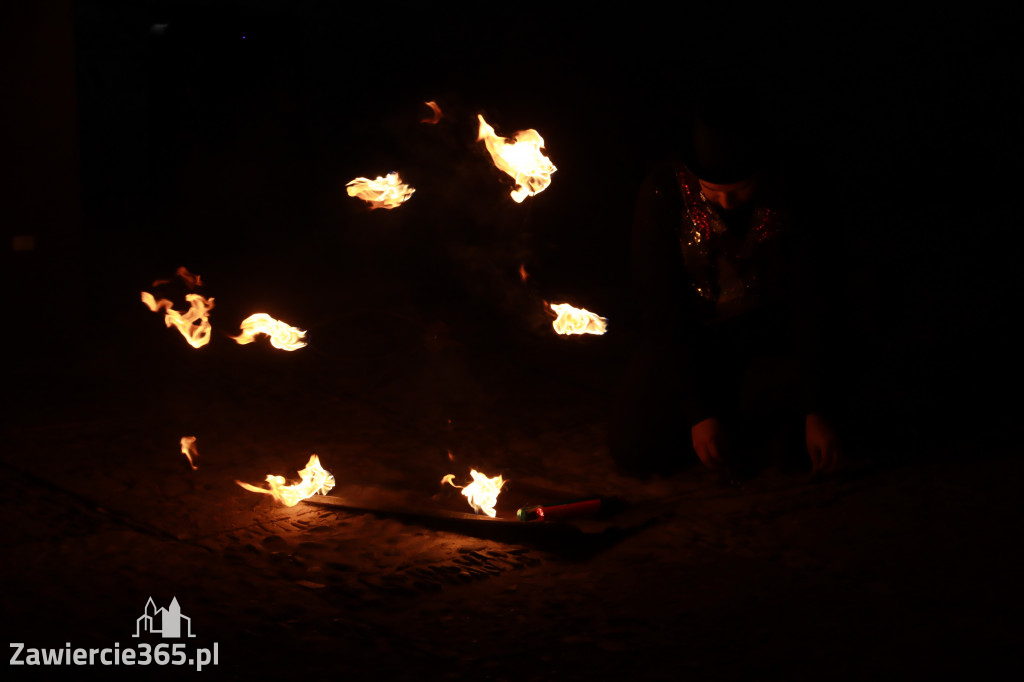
[477,114,556,203]
[141,291,215,348]
[421,100,442,124]
[519,263,529,283]
[236,455,335,507]
[231,313,307,351]
[346,172,415,209]
[180,436,199,470]
[549,302,608,336]
[441,469,506,518]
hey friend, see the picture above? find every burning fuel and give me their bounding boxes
[346,172,415,209]
[548,302,608,336]
[153,266,203,289]
[180,436,199,470]
[231,313,307,351]
[441,469,506,518]
[236,455,336,507]
[477,114,556,203]
[421,100,442,124]
[141,291,215,349]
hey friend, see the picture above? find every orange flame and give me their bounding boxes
[421,100,442,124]
[141,291,215,348]
[152,266,203,289]
[477,114,556,203]
[235,455,335,507]
[519,263,529,283]
[180,436,199,470]
[548,302,608,336]
[176,266,203,289]
[231,313,307,351]
[441,469,506,518]
[346,172,415,209]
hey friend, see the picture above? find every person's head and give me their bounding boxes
[697,174,761,211]
[686,88,768,211]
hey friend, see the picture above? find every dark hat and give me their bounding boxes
[686,94,766,184]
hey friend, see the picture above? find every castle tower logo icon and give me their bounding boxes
[132,597,196,638]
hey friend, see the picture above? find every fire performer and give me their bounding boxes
[612,89,842,478]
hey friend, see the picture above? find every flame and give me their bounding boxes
[421,100,442,124]
[519,263,529,283]
[231,313,307,351]
[441,469,506,518]
[235,455,336,507]
[477,114,556,203]
[548,302,608,336]
[152,266,203,289]
[180,436,199,470]
[141,291,215,348]
[176,266,203,289]
[346,172,415,209]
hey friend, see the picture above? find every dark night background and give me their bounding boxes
[1,1,1018,679]
[6,0,1013,452]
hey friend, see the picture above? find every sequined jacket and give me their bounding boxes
[630,161,829,426]
[675,165,789,321]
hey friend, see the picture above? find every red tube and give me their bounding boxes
[517,497,609,521]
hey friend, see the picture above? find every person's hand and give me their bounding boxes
[691,417,728,469]
[806,413,840,473]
